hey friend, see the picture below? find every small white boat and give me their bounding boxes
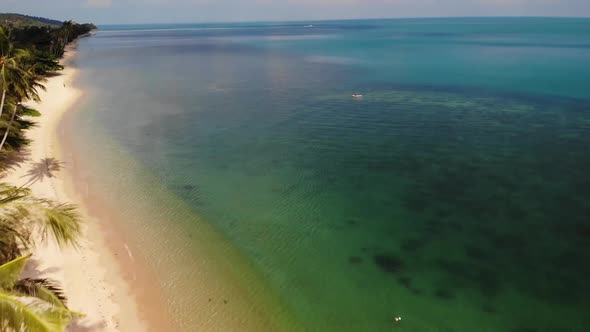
[352,94,364,99]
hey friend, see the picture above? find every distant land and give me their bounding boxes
[0,13,63,28]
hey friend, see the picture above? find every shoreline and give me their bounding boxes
[53,45,301,331]
[3,41,295,332]
[2,35,307,331]
[2,45,150,331]
[57,85,299,332]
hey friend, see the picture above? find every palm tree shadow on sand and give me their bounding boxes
[20,157,63,187]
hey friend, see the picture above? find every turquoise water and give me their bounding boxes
[72,18,590,331]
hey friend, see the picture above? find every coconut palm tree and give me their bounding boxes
[61,21,73,44]
[0,255,82,331]
[0,183,81,263]
[0,26,12,119]
[0,183,82,331]
[1,26,44,152]
[0,51,46,152]
[0,102,28,152]
[0,28,29,119]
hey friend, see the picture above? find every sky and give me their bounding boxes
[1,0,589,25]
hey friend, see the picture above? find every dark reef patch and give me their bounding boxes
[411,288,423,295]
[482,304,496,314]
[434,288,455,300]
[476,269,501,298]
[182,184,196,191]
[346,219,359,226]
[374,254,404,274]
[348,256,363,264]
[397,276,412,288]
[464,245,490,260]
[436,258,466,277]
[489,233,527,250]
[400,238,425,252]
[404,194,428,212]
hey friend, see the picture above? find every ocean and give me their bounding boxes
[66,18,590,331]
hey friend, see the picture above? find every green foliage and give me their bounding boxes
[0,184,83,331]
[0,14,61,29]
[0,292,79,332]
[0,183,82,262]
[1,29,43,153]
[7,20,96,60]
[19,105,40,117]
[0,16,95,154]
[14,278,67,308]
[0,255,28,289]
[37,202,81,248]
[30,51,63,76]
[0,17,95,155]
[0,256,81,332]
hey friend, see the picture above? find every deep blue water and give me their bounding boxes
[72,18,590,331]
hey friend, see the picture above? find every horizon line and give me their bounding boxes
[95,15,590,27]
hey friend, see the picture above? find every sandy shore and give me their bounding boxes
[2,45,147,331]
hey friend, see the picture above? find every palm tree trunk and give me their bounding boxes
[0,103,18,151]
[0,89,5,118]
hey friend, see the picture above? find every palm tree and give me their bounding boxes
[0,255,82,331]
[0,51,46,152]
[61,21,73,45]
[0,183,82,331]
[0,26,12,119]
[0,183,81,263]
[0,28,28,119]
[0,27,45,152]
[0,102,28,152]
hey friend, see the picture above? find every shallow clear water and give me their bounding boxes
[71,18,590,331]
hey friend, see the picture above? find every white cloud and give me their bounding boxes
[85,0,112,8]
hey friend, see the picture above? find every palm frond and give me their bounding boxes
[0,183,82,249]
[0,183,31,205]
[0,293,53,332]
[14,278,67,309]
[38,202,81,248]
[20,105,41,117]
[0,255,30,289]
[0,222,30,264]
[0,293,78,332]
[0,256,81,331]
